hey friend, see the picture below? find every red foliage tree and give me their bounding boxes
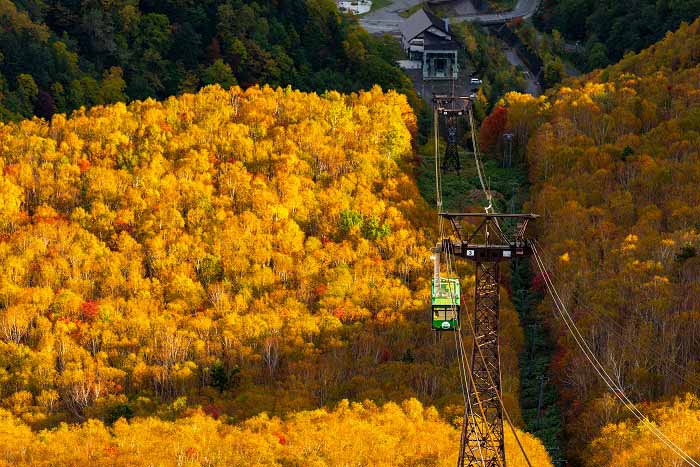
[274,432,287,445]
[80,301,99,322]
[479,105,508,155]
[78,159,91,173]
[203,404,222,419]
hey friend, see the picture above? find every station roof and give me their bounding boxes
[400,8,450,41]
[424,31,460,50]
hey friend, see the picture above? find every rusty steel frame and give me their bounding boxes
[441,213,536,467]
[433,94,470,173]
[459,260,504,467]
[443,112,461,172]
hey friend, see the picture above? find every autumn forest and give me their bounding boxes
[0,0,700,466]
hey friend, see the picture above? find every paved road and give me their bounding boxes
[360,0,421,34]
[503,48,541,96]
[453,0,540,24]
[360,0,540,34]
[454,1,477,15]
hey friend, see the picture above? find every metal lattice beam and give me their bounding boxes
[443,113,461,172]
[459,260,504,467]
[440,212,536,467]
[433,94,470,173]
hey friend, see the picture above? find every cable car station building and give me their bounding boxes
[400,9,459,80]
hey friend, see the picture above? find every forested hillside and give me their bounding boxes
[0,84,554,464]
[0,0,415,121]
[7,1,700,464]
[587,394,700,466]
[537,0,700,69]
[0,398,552,466]
[0,84,427,423]
[487,18,700,464]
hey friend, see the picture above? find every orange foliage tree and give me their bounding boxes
[0,398,553,466]
[483,17,700,463]
[0,83,532,440]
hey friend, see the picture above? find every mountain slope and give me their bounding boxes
[495,17,700,463]
[0,79,553,465]
[0,0,416,120]
[0,398,553,466]
[0,83,536,429]
[537,0,700,69]
[0,84,427,422]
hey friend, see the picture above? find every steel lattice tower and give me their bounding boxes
[433,94,469,173]
[459,260,504,467]
[443,113,461,172]
[441,213,537,467]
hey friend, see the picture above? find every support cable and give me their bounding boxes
[468,105,508,241]
[531,242,700,467]
[453,325,489,467]
[445,244,492,467]
[533,243,700,466]
[435,107,443,211]
[437,104,491,467]
[467,105,493,214]
[452,325,468,405]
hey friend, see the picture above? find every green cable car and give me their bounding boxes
[432,277,460,331]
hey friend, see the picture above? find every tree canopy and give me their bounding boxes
[0,0,418,121]
[537,0,700,69]
[0,398,553,466]
[484,18,700,463]
[0,76,554,464]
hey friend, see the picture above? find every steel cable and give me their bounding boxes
[446,244,491,467]
[531,242,700,466]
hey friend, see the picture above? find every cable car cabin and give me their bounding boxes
[432,278,460,331]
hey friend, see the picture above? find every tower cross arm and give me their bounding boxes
[439,212,537,262]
